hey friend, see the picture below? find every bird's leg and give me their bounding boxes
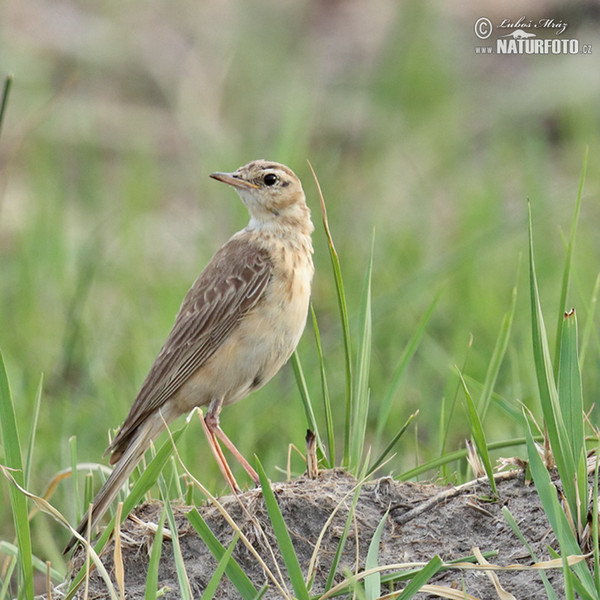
[199,400,240,493]
[204,398,260,487]
[212,427,260,485]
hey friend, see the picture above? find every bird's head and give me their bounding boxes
[210,160,312,234]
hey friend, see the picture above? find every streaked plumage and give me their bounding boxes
[65,160,313,553]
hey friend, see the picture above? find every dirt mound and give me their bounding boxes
[64,469,565,599]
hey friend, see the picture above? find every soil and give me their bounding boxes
[60,468,571,599]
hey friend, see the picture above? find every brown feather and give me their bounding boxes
[106,237,272,462]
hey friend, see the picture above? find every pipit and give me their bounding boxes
[65,160,314,553]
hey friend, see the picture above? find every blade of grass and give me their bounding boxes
[367,411,419,477]
[200,533,240,600]
[311,305,335,466]
[156,472,192,600]
[395,555,444,600]
[349,233,374,475]
[464,376,523,423]
[290,351,327,465]
[502,507,558,599]
[255,459,309,600]
[0,351,34,600]
[364,509,389,599]
[0,465,119,600]
[523,413,596,595]
[83,471,94,515]
[553,146,587,376]
[457,369,497,496]
[547,548,581,600]
[478,281,518,423]
[0,541,62,582]
[308,160,353,466]
[0,75,13,137]
[323,482,365,593]
[24,375,43,489]
[306,474,380,590]
[0,554,17,600]
[579,273,600,370]
[290,351,316,432]
[558,310,584,453]
[398,436,541,481]
[144,508,166,600]
[379,551,497,586]
[376,291,439,440]
[67,427,186,597]
[528,203,576,507]
[558,309,587,532]
[186,509,259,600]
[69,436,81,523]
[439,336,472,460]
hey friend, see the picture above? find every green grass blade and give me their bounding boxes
[364,509,388,599]
[569,575,592,600]
[396,555,443,600]
[0,75,13,138]
[69,436,81,522]
[145,508,166,600]
[291,351,329,466]
[311,305,335,467]
[349,234,374,474]
[0,541,62,582]
[439,338,472,459]
[379,551,496,587]
[547,548,580,600]
[290,351,317,432]
[558,310,584,459]
[24,374,43,489]
[398,436,541,481]
[367,411,418,477]
[0,554,17,600]
[558,309,587,529]
[478,282,517,422]
[255,459,309,600]
[457,369,497,495]
[553,146,587,376]
[0,351,34,600]
[156,472,192,600]
[502,507,558,599]
[67,427,186,596]
[324,483,364,593]
[187,509,258,600]
[524,414,596,594]
[308,161,353,466]
[528,203,576,506]
[376,291,439,440]
[579,273,600,370]
[83,471,94,515]
[200,533,240,600]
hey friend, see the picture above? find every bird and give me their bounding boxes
[65,160,314,553]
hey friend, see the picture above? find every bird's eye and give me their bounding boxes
[263,173,278,186]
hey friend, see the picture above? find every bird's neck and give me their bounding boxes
[246,203,314,240]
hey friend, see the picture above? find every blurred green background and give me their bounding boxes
[1,0,599,562]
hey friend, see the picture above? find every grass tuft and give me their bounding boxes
[0,352,34,600]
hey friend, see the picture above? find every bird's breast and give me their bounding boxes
[218,235,313,404]
[246,237,313,355]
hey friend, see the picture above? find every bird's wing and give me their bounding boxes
[106,236,272,459]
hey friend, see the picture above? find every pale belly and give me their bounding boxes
[172,249,312,412]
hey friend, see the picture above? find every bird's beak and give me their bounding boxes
[210,171,259,190]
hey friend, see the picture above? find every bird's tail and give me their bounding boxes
[64,418,160,554]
